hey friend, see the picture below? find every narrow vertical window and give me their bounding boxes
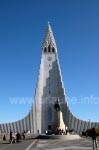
[44,47,47,52]
[48,45,51,52]
[48,108,52,124]
[52,47,55,52]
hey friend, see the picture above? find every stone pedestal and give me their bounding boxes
[52,110,65,132]
[58,111,65,131]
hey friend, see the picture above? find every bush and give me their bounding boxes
[69,129,74,133]
[85,128,99,137]
[82,131,87,136]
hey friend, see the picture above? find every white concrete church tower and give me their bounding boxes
[1,23,99,134]
[33,23,67,133]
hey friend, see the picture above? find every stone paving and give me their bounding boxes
[30,138,93,150]
[0,135,98,150]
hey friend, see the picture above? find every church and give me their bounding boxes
[0,23,99,134]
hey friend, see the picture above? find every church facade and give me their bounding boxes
[0,24,99,134]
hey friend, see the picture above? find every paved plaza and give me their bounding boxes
[0,135,98,150]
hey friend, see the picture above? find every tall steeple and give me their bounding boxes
[0,23,99,135]
[43,22,57,52]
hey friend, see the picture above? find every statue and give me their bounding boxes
[53,98,65,132]
[54,98,60,111]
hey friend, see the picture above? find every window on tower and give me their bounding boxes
[52,47,55,52]
[48,45,51,52]
[48,108,52,124]
[44,47,47,52]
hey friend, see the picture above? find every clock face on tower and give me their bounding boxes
[47,56,52,61]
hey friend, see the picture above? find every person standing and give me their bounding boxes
[9,131,12,144]
[22,131,25,140]
[3,135,6,141]
[65,126,68,135]
[92,128,98,150]
[37,129,39,135]
[45,129,48,135]
[16,132,21,143]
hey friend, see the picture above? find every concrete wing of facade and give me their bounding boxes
[0,23,99,134]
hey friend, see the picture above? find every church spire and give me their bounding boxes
[42,22,57,51]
